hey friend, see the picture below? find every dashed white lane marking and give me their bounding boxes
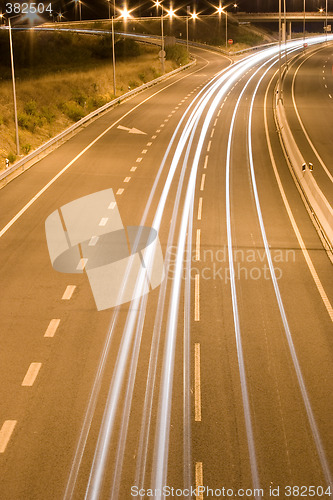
[76,258,88,271]
[195,229,201,261]
[194,344,202,422]
[141,149,147,154]
[123,177,131,183]
[325,84,328,88]
[136,157,142,163]
[329,94,332,99]
[147,142,152,146]
[160,124,165,128]
[99,217,108,226]
[152,135,157,139]
[171,110,176,114]
[108,201,116,209]
[200,174,206,191]
[217,109,221,117]
[175,106,179,109]
[130,167,137,172]
[22,363,42,387]
[195,274,200,322]
[168,114,172,117]
[197,197,203,220]
[207,141,212,152]
[214,118,218,126]
[210,128,215,138]
[156,129,161,133]
[0,421,17,453]
[203,155,208,170]
[89,235,99,246]
[195,462,204,500]
[116,188,124,195]
[62,285,76,300]
[164,118,169,122]
[44,319,60,338]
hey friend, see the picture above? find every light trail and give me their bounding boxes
[65,34,333,499]
[248,55,333,496]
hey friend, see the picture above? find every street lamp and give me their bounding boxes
[107,0,111,19]
[186,9,198,54]
[8,17,20,156]
[216,4,227,49]
[303,0,306,41]
[110,6,133,96]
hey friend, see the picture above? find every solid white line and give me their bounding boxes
[62,285,76,300]
[123,177,131,183]
[22,363,42,387]
[0,421,17,453]
[265,73,333,322]
[197,197,203,220]
[44,318,60,338]
[76,258,88,271]
[99,217,108,226]
[292,53,333,183]
[194,344,202,422]
[116,188,124,195]
[195,229,201,261]
[200,174,206,191]
[195,462,203,500]
[195,274,200,322]
[203,155,208,169]
[89,235,99,246]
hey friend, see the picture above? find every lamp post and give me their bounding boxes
[326,0,328,40]
[224,5,228,49]
[107,0,111,19]
[111,15,116,95]
[303,0,306,41]
[186,11,197,53]
[8,17,20,156]
[278,0,282,102]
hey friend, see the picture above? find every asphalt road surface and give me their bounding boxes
[0,39,332,500]
[282,42,333,205]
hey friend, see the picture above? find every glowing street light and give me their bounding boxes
[119,6,132,20]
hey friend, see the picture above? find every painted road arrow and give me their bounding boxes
[117,125,146,135]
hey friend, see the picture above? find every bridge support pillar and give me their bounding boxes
[282,21,286,42]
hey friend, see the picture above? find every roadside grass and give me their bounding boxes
[0,37,179,168]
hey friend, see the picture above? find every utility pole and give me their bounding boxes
[8,18,20,156]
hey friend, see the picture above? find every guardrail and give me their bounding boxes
[0,58,195,184]
[275,97,333,250]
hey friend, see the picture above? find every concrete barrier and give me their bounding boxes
[275,99,333,248]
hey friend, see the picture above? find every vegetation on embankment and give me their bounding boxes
[0,31,187,167]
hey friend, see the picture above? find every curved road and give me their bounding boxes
[0,38,332,500]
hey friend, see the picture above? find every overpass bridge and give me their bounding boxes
[234,11,332,38]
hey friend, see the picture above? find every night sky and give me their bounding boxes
[0,0,330,19]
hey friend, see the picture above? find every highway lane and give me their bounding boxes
[0,37,332,500]
[282,42,333,206]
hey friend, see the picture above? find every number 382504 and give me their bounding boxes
[5,3,52,15]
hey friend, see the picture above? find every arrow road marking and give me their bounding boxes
[117,125,146,135]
